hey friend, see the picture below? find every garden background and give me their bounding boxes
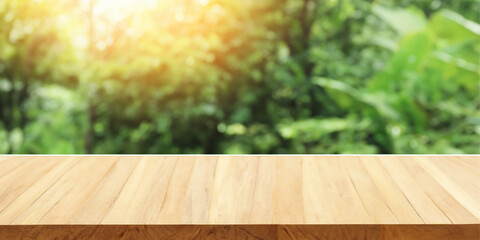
[0,0,479,154]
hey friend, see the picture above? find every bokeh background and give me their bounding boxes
[0,0,479,154]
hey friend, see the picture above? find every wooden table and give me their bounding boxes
[0,156,478,239]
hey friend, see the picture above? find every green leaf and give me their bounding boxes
[314,78,400,120]
[278,118,350,141]
[429,10,480,44]
[373,5,427,36]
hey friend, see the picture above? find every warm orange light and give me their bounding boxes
[96,0,157,12]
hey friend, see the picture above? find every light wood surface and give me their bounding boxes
[0,156,479,225]
[0,156,479,239]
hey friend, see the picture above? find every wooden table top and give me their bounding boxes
[0,155,478,225]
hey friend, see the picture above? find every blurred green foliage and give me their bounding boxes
[0,0,479,154]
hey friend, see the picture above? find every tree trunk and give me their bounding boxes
[84,103,96,154]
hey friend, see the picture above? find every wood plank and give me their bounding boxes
[303,156,337,224]
[0,225,477,240]
[10,157,112,224]
[328,157,373,223]
[0,225,204,240]
[0,158,59,214]
[204,225,277,239]
[0,157,32,181]
[156,156,197,223]
[342,157,398,223]
[403,158,479,223]
[380,157,451,224]
[0,155,478,239]
[181,156,217,224]
[37,157,117,224]
[430,157,480,202]
[249,156,276,224]
[0,158,78,224]
[69,157,139,224]
[278,225,480,240]
[358,156,424,223]
[273,156,304,224]
[418,157,480,220]
[0,156,13,163]
[101,156,176,224]
[209,156,259,224]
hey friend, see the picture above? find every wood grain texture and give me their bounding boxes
[0,155,478,239]
[0,225,478,240]
[277,225,480,240]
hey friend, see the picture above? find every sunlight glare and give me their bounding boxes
[95,0,157,15]
[197,0,210,7]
